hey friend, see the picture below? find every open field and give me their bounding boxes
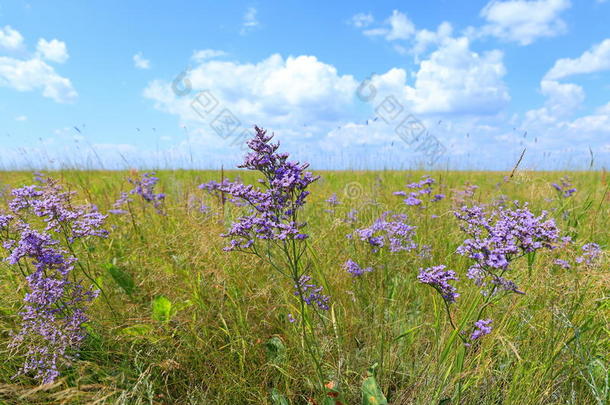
[0,167,608,404]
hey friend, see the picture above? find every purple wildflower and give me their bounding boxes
[343,259,372,277]
[1,177,108,384]
[199,127,319,251]
[354,212,417,253]
[418,265,460,303]
[554,258,571,269]
[325,193,341,207]
[394,175,444,207]
[470,319,493,341]
[127,172,165,214]
[551,177,577,198]
[455,202,559,294]
[575,242,602,266]
[294,275,330,311]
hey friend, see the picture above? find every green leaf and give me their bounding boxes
[361,364,387,405]
[270,388,290,405]
[265,336,286,365]
[152,295,172,323]
[121,324,153,336]
[105,262,135,295]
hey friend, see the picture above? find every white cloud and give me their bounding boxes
[191,49,227,62]
[349,13,374,28]
[240,7,259,35]
[15,115,27,121]
[366,37,509,115]
[0,25,24,51]
[364,10,415,41]
[36,38,69,63]
[412,22,453,58]
[480,0,571,45]
[133,52,151,69]
[0,56,77,102]
[144,53,359,141]
[544,38,610,80]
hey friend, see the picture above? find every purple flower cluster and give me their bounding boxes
[455,202,559,294]
[575,242,602,266]
[470,319,493,341]
[551,177,577,198]
[325,193,341,207]
[293,275,330,311]
[8,179,108,242]
[1,177,108,384]
[343,259,372,277]
[112,172,165,214]
[417,265,460,303]
[554,258,571,269]
[353,212,417,253]
[200,127,319,251]
[393,175,444,207]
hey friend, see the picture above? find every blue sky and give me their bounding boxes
[1,0,609,170]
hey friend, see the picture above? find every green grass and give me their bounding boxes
[0,169,608,404]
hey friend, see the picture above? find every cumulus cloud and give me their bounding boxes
[36,38,69,63]
[0,57,78,102]
[0,25,24,51]
[480,0,571,45]
[365,37,509,115]
[133,52,151,69]
[544,38,610,80]
[144,54,359,133]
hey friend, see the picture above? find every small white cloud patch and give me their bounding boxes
[133,52,151,69]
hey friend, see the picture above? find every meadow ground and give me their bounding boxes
[0,169,608,404]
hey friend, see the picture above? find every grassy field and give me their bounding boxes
[0,168,608,404]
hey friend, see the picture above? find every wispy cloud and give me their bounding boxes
[240,7,260,35]
[133,52,151,69]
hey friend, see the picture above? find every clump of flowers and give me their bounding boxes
[0,176,108,384]
[551,176,577,198]
[294,275,330,310]
[418,265,459,304]
[201,127,319,252]
[393,175,444,207]
[202,126,327,388]
[111,172,165,214]
[351,212,417,253]
[343,259,372,277]
[575,242,602,266]
[469,319,493,342]
[454,202,559,295]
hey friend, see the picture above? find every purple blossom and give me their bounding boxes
[418,265,460,303]
[575,242,602,266]
[354,212,417,253]
[293,275,330,311]
[199,127,319,251]
[455,202,559,294]
[394,175,444,207]
[470,319,493,341]
[554,259,571,269]
[343,259,372,277]
[1,176,107,384]
[325,193,341,207]
[551,177,577,198]
[127,172,165,213]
